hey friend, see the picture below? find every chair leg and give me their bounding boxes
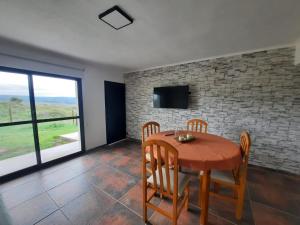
[143,205,147,223]
[199,177,202,207]
[200,170,211,225]
[173,198,178,225]
[172,216,177,225]
[142,174,148,223]
[235,185,245,220]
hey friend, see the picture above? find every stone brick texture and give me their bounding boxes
[124,47,300,174]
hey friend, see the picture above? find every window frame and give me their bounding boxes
[0,66,85,181]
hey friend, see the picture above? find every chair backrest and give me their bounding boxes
[187,119,208,133]
[240,131,251,164]
[237,131,251,181]
[141,121,160,143]
[142,139,178,199]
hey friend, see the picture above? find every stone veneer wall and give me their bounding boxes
[124,47,300,174]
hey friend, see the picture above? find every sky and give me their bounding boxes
[0,72,77,97]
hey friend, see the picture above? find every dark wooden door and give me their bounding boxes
[104,81,126,144]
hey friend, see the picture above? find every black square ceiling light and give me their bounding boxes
[98,5,133,30]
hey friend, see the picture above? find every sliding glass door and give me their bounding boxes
[33,75,81,163]
[0,72,37,176]
[0,68,84,178]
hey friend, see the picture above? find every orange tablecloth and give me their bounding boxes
[147,131,241,171]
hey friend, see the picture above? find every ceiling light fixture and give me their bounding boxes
[98,5,133,30]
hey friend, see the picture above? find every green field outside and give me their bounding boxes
[0,102,78,123]
[0,102,79,161]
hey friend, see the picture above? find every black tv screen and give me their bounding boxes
[153,85,189,109]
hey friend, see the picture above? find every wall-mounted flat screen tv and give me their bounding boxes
[153,85,189,109]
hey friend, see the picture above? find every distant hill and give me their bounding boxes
[0,95,77,105]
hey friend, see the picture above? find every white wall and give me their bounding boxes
[0,38,85,77]
[83,65,124,149]
[0,39,124,150]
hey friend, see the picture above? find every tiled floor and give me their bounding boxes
[0,140,299,225]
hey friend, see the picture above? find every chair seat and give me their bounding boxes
[200,170,236,184]
[147,167,190,197]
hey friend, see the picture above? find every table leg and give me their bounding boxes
[200,170,211,225]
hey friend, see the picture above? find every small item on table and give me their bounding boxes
[178,135,186,141]
[175,133,195,143]
[186,133,193,140]
[165,131,175,136]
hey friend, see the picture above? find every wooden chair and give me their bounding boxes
[142,139,190,225]
[200,131,251,220]
[142,121,160,174]
[187,119,208,133]
[141,121,160,143]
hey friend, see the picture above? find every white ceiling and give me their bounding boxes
[0,0,300,71]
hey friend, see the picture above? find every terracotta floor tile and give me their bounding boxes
[61,187,116,225]
[119,181,161,217]
[48,175,91,207]
[86,164,138,199]
[0,179,45,209]
[1,140,299,225]
[248,181,300,216]
[111,155,142,178]
[35,210,72,225]
[40,162,91,190]
[89,202,142,225]
[71,155,102,170]
[208,195,255,225]
[248,166,300,195]
[93,150,120,164]
[6,193,57,225]
[252,202,300,225]
[207,214,236,225]
[148,199,199,225]
[0,173,40,194]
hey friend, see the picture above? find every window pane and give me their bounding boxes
[0,124,36,176]
[0,72,31,123]
[39,120,81,163]
[33,75,79,119]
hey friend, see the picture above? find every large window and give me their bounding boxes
[33,75,79,119]
[0,72,31,123]
[0,69,84,178]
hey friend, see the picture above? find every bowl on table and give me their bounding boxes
[175,133,195,143]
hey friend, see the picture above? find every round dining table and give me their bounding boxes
[147,131,242,225]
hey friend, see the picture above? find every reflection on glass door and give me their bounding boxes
[33,76,79,120]
[0,72,37,176]
[38,120,81,162]
[0,72,31,123]
[33,75,81,163]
